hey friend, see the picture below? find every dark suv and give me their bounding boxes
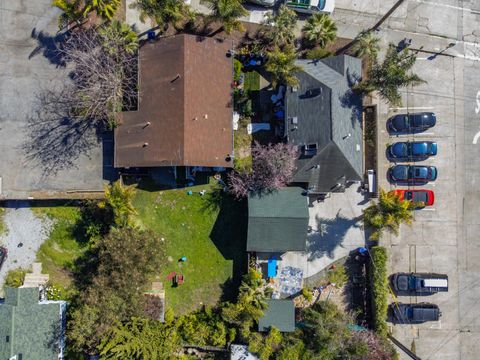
[388,112,436,133]
[392,273,448,293]
[390,303,441,323]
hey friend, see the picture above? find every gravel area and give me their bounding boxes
[0,201,52,290]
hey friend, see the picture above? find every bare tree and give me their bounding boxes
[228,142,298,198]
[59,27,138,125]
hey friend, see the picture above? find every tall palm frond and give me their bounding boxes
[201,0,247,34]
[350,30,380,61]
[302,13,337,48]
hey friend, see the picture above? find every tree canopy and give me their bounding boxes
[302,13,337,48]
[264,5,298,49]
[355,44,425,106]
[363,188,416,241]
[228,141,298,198]
[201,0,248,34]
[68,227,167,354]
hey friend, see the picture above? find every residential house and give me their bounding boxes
[114,34,234,176]
[0,287,67,360]
[258,299,295,332]
[285,55,363,194]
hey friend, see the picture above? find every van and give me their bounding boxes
[391,273,448,293]
[390,303,441,323]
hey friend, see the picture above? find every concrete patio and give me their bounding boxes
[280,184,368,280]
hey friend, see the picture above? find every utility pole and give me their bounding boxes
[370,0,407,31]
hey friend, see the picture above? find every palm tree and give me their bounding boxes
[101,180,137,228]
[302,13,337,48]
[201,0,248,35]
[264,5,297,49]
[362,188,416,240]
[350,30,380,61]
[83,0,121,20]
[355,44,426,106]
[52,0,82,27]
[131,0,194,30]
[99,20,139,55]
[265,45,302,87]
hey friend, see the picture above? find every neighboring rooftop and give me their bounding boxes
[0,287,66,360]
[285,55,363,193]
[114,34,234,168]
[230,344,259,360]
[247,188,309,252]
[258,299,295,332]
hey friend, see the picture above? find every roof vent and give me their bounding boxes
[290,117,298,125]
[143,142,149,147]
[292,86,298,92]
[303,143,318,157]
[356,144,361,151]
[171,74,180,83]
[204,114,208,120]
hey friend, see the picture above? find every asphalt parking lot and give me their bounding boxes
[376,46,479,360]
[0,0,106,199]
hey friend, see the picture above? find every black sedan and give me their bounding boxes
[390,303,441,323]
[388,112,436,132]
[389,165,437,183]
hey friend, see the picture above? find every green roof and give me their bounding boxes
[258,299,295,332]
[247,188,309,252]
[0,287,66,360]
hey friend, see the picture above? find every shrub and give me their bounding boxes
[301,287,313,301]
[234,59,242,82]
[327,264,348,287]
[305,47,333,60]
[369,246,389,337]
[5,268,29,288]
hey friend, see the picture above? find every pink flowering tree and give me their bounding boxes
[228,142,298,198]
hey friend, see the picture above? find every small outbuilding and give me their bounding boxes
[258,299,295,332]
[247,187,309,253]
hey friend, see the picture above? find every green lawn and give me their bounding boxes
[244,71,260,93]
[134,181,247,315]
[33,204,86,292]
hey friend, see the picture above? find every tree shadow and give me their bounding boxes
[29,28,68,67]
[306,211,362,261]
[22,87,103,177]
[209,195,248,302]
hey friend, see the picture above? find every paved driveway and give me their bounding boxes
[0,0,105,199]
[281,185,367,279]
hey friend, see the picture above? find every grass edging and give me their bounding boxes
[368,246,388,337]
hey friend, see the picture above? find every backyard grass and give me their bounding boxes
[244,70,260,93]
[33,204,86,292]
[134,181,247,315]
[234,117,253,172]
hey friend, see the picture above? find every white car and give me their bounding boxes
[285,0,334,14]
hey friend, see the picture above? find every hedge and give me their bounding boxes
[369,246,389,337]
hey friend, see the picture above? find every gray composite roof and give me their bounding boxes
[0,287,66,360]
[247,188,308,252]
[258,299,295,332]
[285,55,363,193]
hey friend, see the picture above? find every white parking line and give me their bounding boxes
[388,106,434,111]
[417,208,436,211]
[390,132,435,137]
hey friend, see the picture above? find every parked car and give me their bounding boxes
[0,247,7,271]
[391,273,448,293]
[392,189,435,207]
[388,112,436,132]
[248,0,277,7]
[389,165,437,183]
[285,0,335,14]
[390,303,441,323]
[388,141,437,160]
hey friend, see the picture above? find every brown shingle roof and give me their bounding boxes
[114,34,234,168]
